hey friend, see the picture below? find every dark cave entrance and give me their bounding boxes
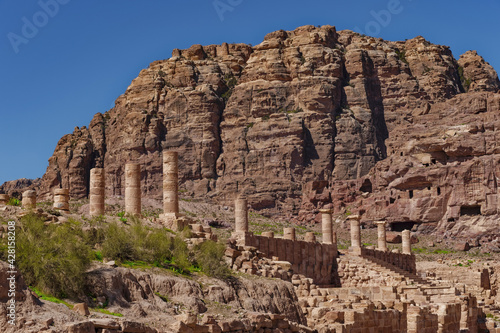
[460,205,482,216]
[359,179,373,193]
[390,221,419,232]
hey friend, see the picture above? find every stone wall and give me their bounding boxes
[361,248,417,274]
[241,233,340,286]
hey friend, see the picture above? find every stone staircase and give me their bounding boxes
[337,252,458,306]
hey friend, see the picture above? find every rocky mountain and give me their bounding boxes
[6,25,500,235]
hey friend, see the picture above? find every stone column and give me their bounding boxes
[0,194,9,205]
[125,163,141,216]
[402,229,412,254]
[22,190,36,209]
[262,231,274,238]
[163,151,179,215]
[376,221,388,251]
[348,215,362,255]
[305,232,316,242]
[284,227,296,241]
[53,189,70,212]
[89,168,105,217]
[235,198,248,233]
[320,209,333,244]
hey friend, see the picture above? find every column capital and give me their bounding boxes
[319,208,333,214]
[347,214,361,221]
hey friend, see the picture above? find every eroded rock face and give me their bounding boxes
[305,92,500,239]
[0,178,41,199]
[458,50,500,93]
[19,25,499,231]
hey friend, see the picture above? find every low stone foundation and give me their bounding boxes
[239,232,340,286]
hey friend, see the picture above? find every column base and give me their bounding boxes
[159,213,188,231]
[231,231,251,246]
[349,246,362,256]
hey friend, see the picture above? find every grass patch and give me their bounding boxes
[91,308,123,317]
[30,286,74,309]
[155,292,169,303]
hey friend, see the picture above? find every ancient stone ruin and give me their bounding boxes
[53,188,69,212]
[124,163,142,216]
[89,168,105,216]
[21,190,36,209]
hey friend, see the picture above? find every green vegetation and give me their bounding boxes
[117,211,127,223]
[0,212,231,302]
[194,241,231,279]
[222,73,238,101]
[395,49,409,65]
[458,66,472,92]
[16,215,93,298]
[30,286,74,309]
[7,197,20,206]
[91,308,123,317]
[155,292,169,303]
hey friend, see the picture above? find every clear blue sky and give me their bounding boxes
[1,0,499,185]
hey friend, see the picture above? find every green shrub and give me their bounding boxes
[7,197,20,206]
[194,241,231,279]
[15,215,93,298]
[101,222,134,261]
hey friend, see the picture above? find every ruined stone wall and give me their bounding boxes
[241,233,340,286]
[406,305,439,333]
[361,248,417,274]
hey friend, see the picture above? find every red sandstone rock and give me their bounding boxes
[386,233,402,244]
[454,242,471,252]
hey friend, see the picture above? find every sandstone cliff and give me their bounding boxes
[10,25,499,234]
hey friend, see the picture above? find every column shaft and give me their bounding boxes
[90,168,105,216]
[376,221,388,251]
[402,229,412,254]
[163,151,179,215]
[22,190,36,209]
[284,227,296,241]
[53,188,70,212]
[234,198,248,233]
[320,209,333,244]
[125,163,141,216]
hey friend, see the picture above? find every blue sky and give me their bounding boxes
[0,0,499,185]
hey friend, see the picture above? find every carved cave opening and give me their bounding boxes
[390,221,420,232]
[360,179,373,193]
[460,205,482,216]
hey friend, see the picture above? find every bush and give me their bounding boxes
[101,222,134,261]
[7,197,20,206]
[15,214,93,298]
[194,241,231,279]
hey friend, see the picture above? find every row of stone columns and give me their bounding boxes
[234,200,338,245]
[1,151,179,217]
[349,215,412,255]
[88,151,181,217]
